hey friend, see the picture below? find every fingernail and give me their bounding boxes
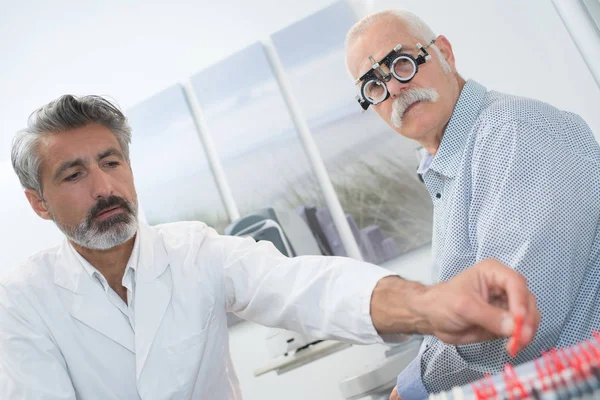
[502,313,514,336]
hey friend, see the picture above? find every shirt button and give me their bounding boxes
[436,193,441,199]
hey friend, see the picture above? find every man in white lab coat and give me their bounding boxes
[1,94,539,399]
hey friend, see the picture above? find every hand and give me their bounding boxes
[418,259,539,353]
[371,259,540,354]
[389,386,401,400]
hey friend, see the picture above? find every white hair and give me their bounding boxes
[345,9,452,75]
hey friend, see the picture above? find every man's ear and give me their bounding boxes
[24,189,52,220]
[433,34,457,72]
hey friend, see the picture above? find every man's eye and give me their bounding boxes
[105,161,120,168]
[64,172,81,182]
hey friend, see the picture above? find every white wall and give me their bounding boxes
[0,0,344,158]
[1,0,599,399]
[0,160,64,273]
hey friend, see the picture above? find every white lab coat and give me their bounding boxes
[0,221,394,399]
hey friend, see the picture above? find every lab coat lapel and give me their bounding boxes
[133,222,173,382]
[54,241,135,353]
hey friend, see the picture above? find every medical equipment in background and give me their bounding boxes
[427,333,600,399]
[338,335,423,400]
[225,207,323,353]
[227,206,400,265]
[225,207,321,257]
[254,333,423,400]
[296,205,400,264]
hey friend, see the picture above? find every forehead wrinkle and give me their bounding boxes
[349,20,418,78]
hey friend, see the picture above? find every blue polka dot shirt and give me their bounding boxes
[411,79,600,394]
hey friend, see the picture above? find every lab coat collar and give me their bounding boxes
[53,221,170,291]
[73,230,141,293]
[54,237,138,353]
[52,221,173,370]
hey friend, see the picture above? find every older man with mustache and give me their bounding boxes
[345,9,600,400]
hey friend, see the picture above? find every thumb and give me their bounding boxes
[464,296,515,338]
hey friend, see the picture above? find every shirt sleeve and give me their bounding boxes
[218,231,399,344]
[421,116,600,391]
[0,283,77,399]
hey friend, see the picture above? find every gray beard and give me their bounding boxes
[67,215,138,250]
[52,204,139,251]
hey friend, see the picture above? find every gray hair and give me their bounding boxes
[346,9,452,75]
[11,95,132,194]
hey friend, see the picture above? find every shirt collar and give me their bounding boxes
[69,231,141,292]
[427,79,488,178]
[417,151,435,175]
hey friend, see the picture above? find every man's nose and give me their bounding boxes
[90,167,113,199]
[386,78,411,99]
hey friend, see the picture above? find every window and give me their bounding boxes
[271,1,433,264]
[190,43,332,247]
[127,85,230,233]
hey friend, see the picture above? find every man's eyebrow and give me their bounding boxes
[52,148,124,182]
[97,148,124,161]
[400,46,418,53]
[385,45,420,58]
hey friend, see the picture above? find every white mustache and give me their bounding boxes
[390,87,440,129]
